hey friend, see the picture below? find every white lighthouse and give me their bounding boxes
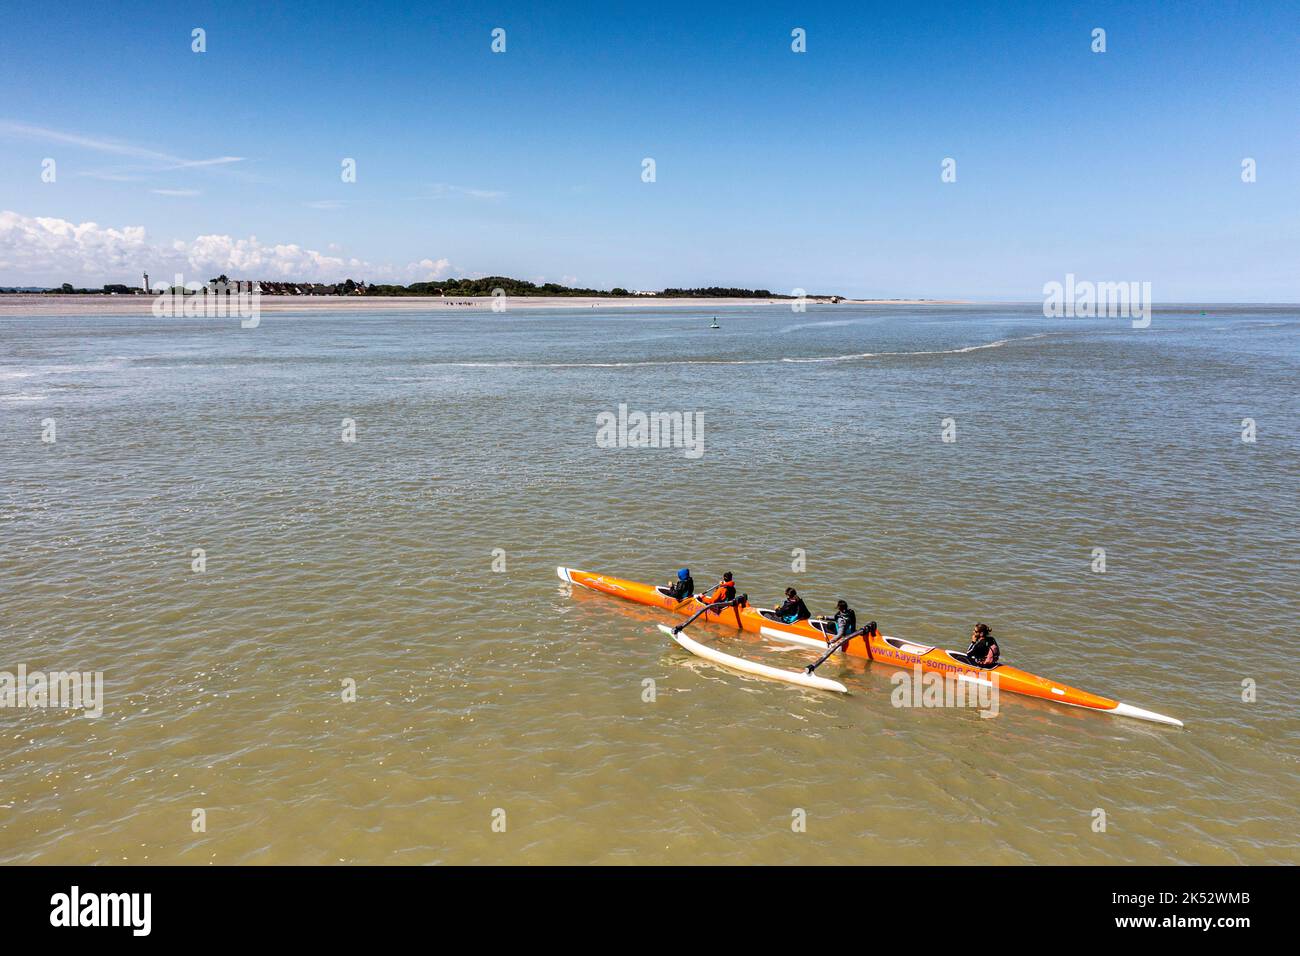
[142,272,150,293]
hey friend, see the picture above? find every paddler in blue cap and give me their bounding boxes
[664,568,695,600]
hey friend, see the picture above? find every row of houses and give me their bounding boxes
[246,281,368,296]
[129,275,369,296]
[157,278,369,295]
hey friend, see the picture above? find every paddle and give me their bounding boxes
[662,578,720,612]
[805,621,877,674]
[682,580,720,603]
[667,574,734,612]
[670,593,746,634]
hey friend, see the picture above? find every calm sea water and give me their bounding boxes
[0,303,1296,864]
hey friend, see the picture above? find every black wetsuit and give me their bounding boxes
[830,607,857,640]
[665,576,694,599]
[966,637,1000,668]
[775,596,811,621]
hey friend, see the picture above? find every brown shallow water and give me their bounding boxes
[0,303,1296,864]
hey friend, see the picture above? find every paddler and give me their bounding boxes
[704,571,737,609]
[825,599,856,641]
[966,623,1000,668]
[664,568,694,599]
[772,587,811,623]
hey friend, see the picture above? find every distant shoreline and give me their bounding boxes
[0,294,966,316]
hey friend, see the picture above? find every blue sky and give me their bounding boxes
[0,0,1295,298]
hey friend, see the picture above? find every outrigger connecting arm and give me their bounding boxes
[805,622,878,674]
[670,594,748,634]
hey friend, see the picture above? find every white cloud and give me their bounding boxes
[409,257,453,280]
[0,210,155,283]
[174,234,370,280]
[151,188,201,197]
[0,210,455,285]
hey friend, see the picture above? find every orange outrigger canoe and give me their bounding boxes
[557,566,1183,727]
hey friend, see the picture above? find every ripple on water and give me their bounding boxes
[0,305,1296,863]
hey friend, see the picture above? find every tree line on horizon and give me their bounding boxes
[7,277,817,298]
[366,278,798,298]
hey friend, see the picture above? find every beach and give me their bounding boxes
[0,294,958,316]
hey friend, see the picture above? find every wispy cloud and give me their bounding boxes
[304,200,348,210]
[165,156,244,170]
[0,120,245,170]
[427,182,506,201]
[151,188,202,197]
[80,170,146,182]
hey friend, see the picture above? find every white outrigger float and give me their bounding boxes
[657,625,848,693]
